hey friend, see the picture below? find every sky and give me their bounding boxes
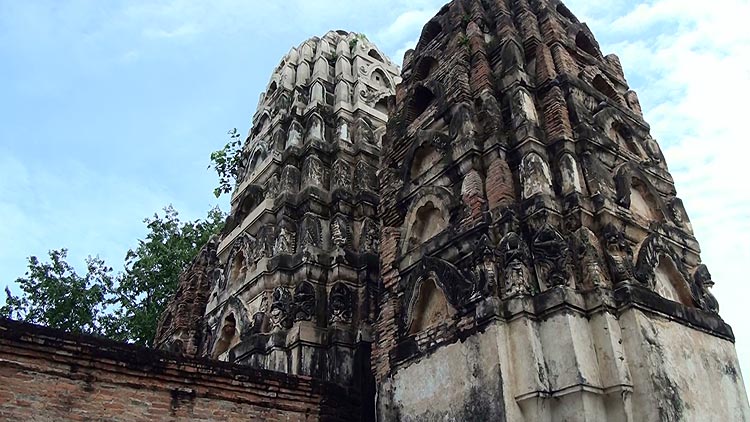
[1,0,748,393]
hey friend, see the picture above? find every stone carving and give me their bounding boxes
[355,161,378,192]
[302,155,325,189]
[337,119,350,142]
[405,256,474,320]
[532,224,573,290]
[274,226,295,255]
[330,215,352,249]
[466,235,498,299]
[265,174,279,200]
[306,114,324,142]
[287,120,303,148]
[581,150,614,207]
[354,118,375,145]
[559,153,583,195]
[521,152,553,199]
[694,264,719,313]
[294,282,316,322]
[280,165,300,194]
[360,218,380,253]
[270,287,293,330]
[299,215,322,249]
[329,283,354,324]
[449,103,477,141]
[602,224,634,284]
[574,227,608,288]
[498,232,533,297]
[331,160,352,190]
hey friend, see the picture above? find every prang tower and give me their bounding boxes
[374,0,748,421]
[156,30,400,391]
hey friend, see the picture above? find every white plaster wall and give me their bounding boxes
[620,309,750,421]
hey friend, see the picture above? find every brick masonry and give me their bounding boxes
[0,318,360,422]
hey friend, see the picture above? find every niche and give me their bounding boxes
[368,49,384,62]
[630,179,662,223]
[410,145,441,180]
[610,121,642,157]
[229,250,247,285]
[593,75,619,102]
[419,20,442,48]
[576,31,598,57]
[414,57,438,82]
[408,201,446,249]
[407,277,453,335]
[212,314,238,359]
[371,69,391,89]
[653,256,694,306]
[267,81,278,98]
[407,86,435,122]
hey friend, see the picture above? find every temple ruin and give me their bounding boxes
[1,1,748,421]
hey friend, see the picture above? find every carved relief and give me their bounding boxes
[293,282,316,322]
[694,264,719,313]
[360,218,380,253]
[574,227,609,289]
[498,232,533,297]
[302,155,326,189]
[270,287,293,330]
[602,224,634,284]
[330,215,352,249]
[521,152,553,199]
[354,161,378,192]
[331,160,353,190]
[532,224,573,290]
[274,225,296,255]
[299,214,323,249]
[329,282,353,324]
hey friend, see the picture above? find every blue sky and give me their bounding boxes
[1,0,748,392]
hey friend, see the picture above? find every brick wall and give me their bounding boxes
[0,318,361,421]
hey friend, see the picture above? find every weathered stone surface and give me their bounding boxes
[374,0,749,420]
[3,2,748,421]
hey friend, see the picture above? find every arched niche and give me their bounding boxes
[407,85,435,123]
[653,255,695,307]
[609,120,643,157]
[335,80,350,104]
[267,81,278,98]
[630,178,662,223]
[310,81,325,104]
[211,313,238,359]
[414,57,438,82]
[592,74,619,103]
[281,65,296,90]
[406,276,454,335]
[418,20,442,49]
[403,194,450,252]
[371,68,391,89]
[559,153,583,195]
[248,145,268,175]
[634,233,698,307]
[368,48,384,62]
[521,151,553,199]
[409,144,441,181]
[296,61,310,86]
[312,57,329,82]
[335,56,351,79]
[225,237,250,288]
[576,31,598,57]
[614,164,667,224]
[306,113,325,142]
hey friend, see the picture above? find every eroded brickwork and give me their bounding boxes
[0,318,360,422]
[374,0,748,420]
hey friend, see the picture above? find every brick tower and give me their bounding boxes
[156,30,400,395]
[374,0,749,420]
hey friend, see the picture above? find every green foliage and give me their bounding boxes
[106,205,225,345]
[1,249,113,335]
[208,128,243,198]
[349,33,368,53]
[2,205,225,346]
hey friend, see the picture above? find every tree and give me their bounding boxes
[2,205,225,345]
[208,128,244,198]
[1,249,113,335]
[106,205,225,344]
